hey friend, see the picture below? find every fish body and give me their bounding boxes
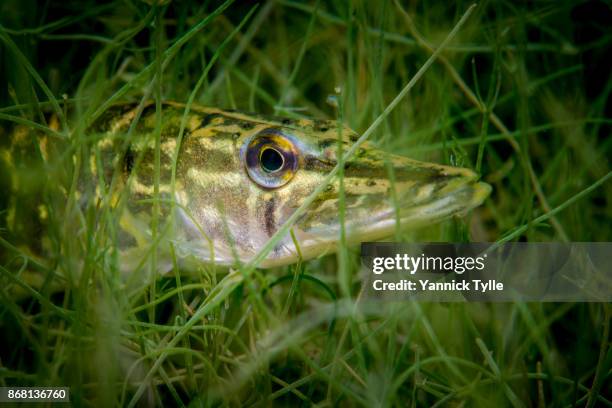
[1,102,490,270]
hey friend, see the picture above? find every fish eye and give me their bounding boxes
[244,129,298,189]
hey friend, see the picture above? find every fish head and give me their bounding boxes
[174,111,490,268]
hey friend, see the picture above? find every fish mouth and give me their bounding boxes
[278,160,491,265]
[360,172,491,240]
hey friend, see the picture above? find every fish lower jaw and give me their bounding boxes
[366,180,491,233]
[295,180,491,250]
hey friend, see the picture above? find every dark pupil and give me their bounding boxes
[260,147,284,173]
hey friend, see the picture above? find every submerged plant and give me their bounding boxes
[0,1,610,406]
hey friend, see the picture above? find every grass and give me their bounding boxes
[1,0,611,406]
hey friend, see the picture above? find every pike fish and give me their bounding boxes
[1,102,491,271]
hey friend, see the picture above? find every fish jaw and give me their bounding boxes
[265,157,491,267]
